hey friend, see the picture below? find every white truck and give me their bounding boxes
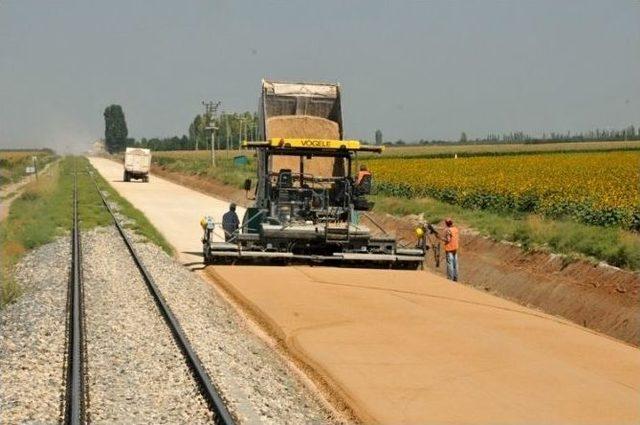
[123,147,151,182]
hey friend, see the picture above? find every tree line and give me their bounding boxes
[466,125,640,144]
[376,125,640,147]
[137,112,258,151]
[104,104,640,153]
[103,104,258,153]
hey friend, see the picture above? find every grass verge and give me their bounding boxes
[1,161,67,305]
[0,156,173,307]
[152,153,254,189]
[372,195,640,271]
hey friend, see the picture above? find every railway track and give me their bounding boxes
[63,164,85,424]
[62,166,235,424]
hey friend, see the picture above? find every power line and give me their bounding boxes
[202,100,221,166]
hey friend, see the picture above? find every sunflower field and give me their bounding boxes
[369,151,640,229]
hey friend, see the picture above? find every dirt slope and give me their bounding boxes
[364,213,640,346]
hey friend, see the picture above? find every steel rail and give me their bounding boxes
[89,172,235,425]
[64,164,85,424]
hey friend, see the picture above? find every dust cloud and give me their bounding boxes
[0,113,98,154]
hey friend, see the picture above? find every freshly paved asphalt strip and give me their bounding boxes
[89,156,640,424]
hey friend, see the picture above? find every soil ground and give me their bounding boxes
[90,159,640,424]
[151,163,640,346]
[210,265,640,425]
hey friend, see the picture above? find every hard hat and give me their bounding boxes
[415,226,424,237]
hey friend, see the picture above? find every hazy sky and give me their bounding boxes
[1,0,639,151]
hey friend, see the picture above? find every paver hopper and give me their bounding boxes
[202,80,425,268]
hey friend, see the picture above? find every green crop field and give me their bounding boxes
[0,150,56,185]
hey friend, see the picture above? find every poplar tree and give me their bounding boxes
[104,105,129,153]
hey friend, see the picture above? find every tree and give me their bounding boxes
[626,125,635,140]
[189,115,206,150]
[213,111,259,150]
[104,105,128,153]
[375,129,383,146]
[459,132,467,143]
[133,109,261,151]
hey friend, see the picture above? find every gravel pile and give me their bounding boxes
[0,236,70,423]
[267,115,340,139]
[82,227,212,424]
[267,115,343,177]
[132,232,342,424]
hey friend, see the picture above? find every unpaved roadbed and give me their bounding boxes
[212,265,640,424]
[88,156,246,265]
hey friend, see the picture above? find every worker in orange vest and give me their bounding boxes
[439,218,459,282]
[355,164,371,185]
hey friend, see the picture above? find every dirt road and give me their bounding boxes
[88,157,245,264]
[0,161,56,221]
[89,156,640,424]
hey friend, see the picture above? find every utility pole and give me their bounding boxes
[238,116,248,150]
[32,156,38,180]
[242,119,246,146]
[202,100,221,166]
[225,112,231,152]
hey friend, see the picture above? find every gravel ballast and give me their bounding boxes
[2,225,342,424]
[0,237,70,423]
[131,231,341,424]
[82,227,211,424]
